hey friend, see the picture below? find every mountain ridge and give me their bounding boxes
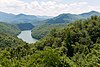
[0,11,100,25]
[45,11,100,24]
[0,11,52,25]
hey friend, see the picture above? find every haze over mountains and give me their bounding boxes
[0,11,100,25]
[0,11,52,25]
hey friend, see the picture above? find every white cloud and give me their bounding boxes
[88,6,100,11]
[0,0,99,16]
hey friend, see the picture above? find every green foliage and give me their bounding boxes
[0,16,100,67]
[33,16,100,66]
[0,33,25,48]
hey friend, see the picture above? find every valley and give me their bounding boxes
[1,0,100,66]
[0,11,100,67]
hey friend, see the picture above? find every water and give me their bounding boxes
[17,30,38,44]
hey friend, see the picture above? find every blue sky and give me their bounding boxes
[0,0,100,16]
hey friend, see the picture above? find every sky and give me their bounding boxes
[0,0,100,16]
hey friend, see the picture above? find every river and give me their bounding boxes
[17,30,38,44]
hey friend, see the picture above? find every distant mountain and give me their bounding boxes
[0,11,100,25]
[37,16,53,19]
[0,12,15,22]
[0,12,51,25]
[45,11,100,24]
[80,11,100,18]
[46,14,83,24]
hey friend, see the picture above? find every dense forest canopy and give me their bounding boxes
[0,33,26,48]
[0,16,100,67]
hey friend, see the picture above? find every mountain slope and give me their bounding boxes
[47,14,83,23]
[0,22,26,48]
[45,11,100,24]
[0,12,15,22]
[80,11,100,18]
[0,22,20,35]
[0,16,100,67]
[0,11,100,25]
[0,12,51,25]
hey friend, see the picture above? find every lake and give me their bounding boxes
[17,30,38,44]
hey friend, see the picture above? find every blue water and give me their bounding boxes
[17,30,38,44]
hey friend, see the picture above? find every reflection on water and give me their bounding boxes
[17,30,38,44]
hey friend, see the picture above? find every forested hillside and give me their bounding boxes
[32,23,67,39]
[0,22,20,36]
[0,16,100,67]
[31,11,100,39]
[0,22,24,48]
[17,23,34,30]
